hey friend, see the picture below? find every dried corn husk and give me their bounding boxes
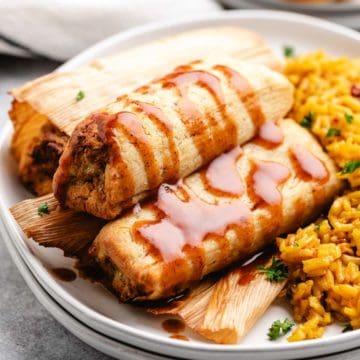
[10,195,105,256]
[149,254,286,344]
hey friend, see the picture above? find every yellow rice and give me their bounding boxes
[277,192,360,341]
[276,52,360,341]
[285,51,360,187]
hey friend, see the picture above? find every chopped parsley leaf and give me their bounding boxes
[268,318,295,340]
[300,111,315,128]
[76,90,85,102]
[345,113,354,124]
[341,160,360,175]
[257,256,288,282]
[315,224,320,231]
[37,202,50,216]
[283,46,295,58]
[342,323,353,333]
[326,128,340,137]
[293,241,299,248]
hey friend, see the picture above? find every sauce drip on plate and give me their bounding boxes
[162,318,185,333]
[51,268,77,282]
[169,334,189,341]
[205,146,243,195]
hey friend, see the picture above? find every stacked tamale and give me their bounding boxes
[9,26,342,344]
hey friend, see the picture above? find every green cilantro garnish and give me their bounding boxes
[326,128,341,137]
[293,241,299,248]
[345,113,354,124]
[268,318,295,340]
[37,202,50,216]
[283,46,295,58]
[341,160,360,175]
[315,224,320,231]
[75,90,85,102]
[342,323,353,333]
[257,256,288,282]
[300,112,315,128]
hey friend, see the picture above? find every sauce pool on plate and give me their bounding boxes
[51,268,77,282]
[162,318,186,334]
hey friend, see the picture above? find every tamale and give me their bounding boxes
[54,59,293,219]
[86,119,341,301]
[10,26,282,195]
[149,253,286,344]
[10,193,285,344]
[11,120,341,302]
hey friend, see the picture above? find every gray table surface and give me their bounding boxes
[0,56,359,360]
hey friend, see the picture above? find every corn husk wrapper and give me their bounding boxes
[149,254,286,344]
[10,194,105,256]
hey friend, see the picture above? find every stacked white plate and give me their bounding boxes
[220,1,360,29]
[1,10,360,360]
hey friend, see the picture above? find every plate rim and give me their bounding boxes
[2,9,360,358]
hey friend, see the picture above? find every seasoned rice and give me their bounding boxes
[285,51,360,187]
[276,51,360,341]
[277,191,360,341]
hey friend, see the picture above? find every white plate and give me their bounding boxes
[0,218,168,360]
[220,0,360,28]
[1,10,360,360]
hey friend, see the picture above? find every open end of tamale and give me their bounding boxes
[10,100,69,195]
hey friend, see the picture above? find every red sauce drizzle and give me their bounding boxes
[237,267,256,286]
[259,121,283,144]
[205,146,243,195]
[138,181,251,262]
[95,112,136,200]
[117,112,148,144]
[252,160,290,206]
[214,65,266,129]
[116,112,160,188]
[236,250,274,286]
[168,71,225,103]
[163,69,234,163]
[291,145,328,181]
[135,102,180,181]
